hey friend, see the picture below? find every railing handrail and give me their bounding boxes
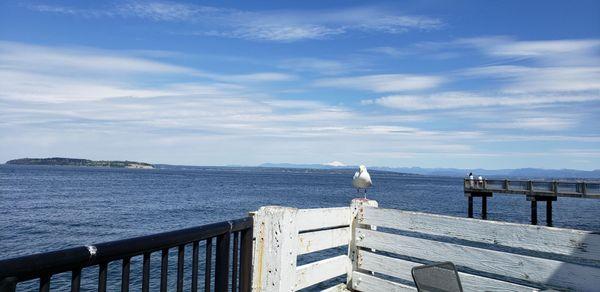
[0,217,252,283]
[464,178,600,184]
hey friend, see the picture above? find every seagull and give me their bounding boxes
[352,165,372,198]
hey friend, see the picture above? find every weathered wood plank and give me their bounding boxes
[348,199,379,288]
[320,283,351,292]
[294,255,351,290]
[297,207,351,232]
[297,227,350,255]
[251,206,299,291]
[351,271,415,292]
[358,250,538,292]
[356,228,600,291]
[362,207,600,263]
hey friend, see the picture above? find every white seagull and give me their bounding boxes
[352,165,372,198]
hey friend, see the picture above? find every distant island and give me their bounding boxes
[6,157,154,169]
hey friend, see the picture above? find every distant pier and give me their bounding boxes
[464,179,600,226]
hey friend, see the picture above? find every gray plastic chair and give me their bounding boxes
[411,262,463,292]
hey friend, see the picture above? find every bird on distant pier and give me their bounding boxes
[352,165,372,198]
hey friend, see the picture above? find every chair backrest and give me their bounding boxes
[412,262,463,292]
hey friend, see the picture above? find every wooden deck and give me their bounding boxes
[464,178,600,199]
[251,200,600,291]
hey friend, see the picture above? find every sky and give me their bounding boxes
[0,0,599,169]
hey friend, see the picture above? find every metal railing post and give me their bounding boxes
[239,227,253,292]
[215,232,231,291]
[0,277,17,292]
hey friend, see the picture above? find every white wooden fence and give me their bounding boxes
[251,199,600,291]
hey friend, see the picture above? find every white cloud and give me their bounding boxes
[365,46,407,58]
[0,41,298,103]
[463,65,600,93]
[315,74,444,92]
[0,41,195,75]
[0,70,179,102]
[28,2,442,42]
[1,39,598,168]
[478,117,575,131]
[224,72,296,83]
[368,91,600,110]
[279,58,356,75]
[459,37,600,60]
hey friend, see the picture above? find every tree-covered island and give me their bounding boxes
[5,158,154,169]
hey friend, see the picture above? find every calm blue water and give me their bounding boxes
[1,165,599,290]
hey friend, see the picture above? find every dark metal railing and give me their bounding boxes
[0,218,253,292]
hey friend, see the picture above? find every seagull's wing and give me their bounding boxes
[363,171,373,187]
[352,171,360,188]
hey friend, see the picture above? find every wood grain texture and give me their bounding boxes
[320,283,351,292]
[356,228,600,291]
[297,207,351,232]
[251,206,299,292]
[358,250,538,292]
[297,227,350,255]
[362,207,600,264]
[351,271,416,292]
[348,199,379,287]
[294,255,351,290]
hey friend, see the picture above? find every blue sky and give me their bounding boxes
[0,0,599,169]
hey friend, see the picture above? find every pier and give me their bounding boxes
[464,178,600,226]
[1,199,599,291]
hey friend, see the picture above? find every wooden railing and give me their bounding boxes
[464,178,600,199]
[252,200,600,291]
[355,204,600,291]
[251,206,352,291]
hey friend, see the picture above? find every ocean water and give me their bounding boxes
[1,165,599,290]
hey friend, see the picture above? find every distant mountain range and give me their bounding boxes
[4,158,598,179]
[259,163,600,179]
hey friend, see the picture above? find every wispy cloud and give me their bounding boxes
[361,37,600,114]
[458,37,600,65]
[365,91,599,111]
[0,41,296,103]
[1,41,501,166]
[478,117,576,131]
[463,65,600,93]
[0,41,195,75]
[315,74,444,92]
[27,2,443,42]
[278,58,359,76]
[364,46,408,58]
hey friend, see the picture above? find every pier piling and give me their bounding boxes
[527,196,557,226]
[465,192,492,219]
[546,200,553,227]
[482,195,488,220]
[531,200,538,225]
[468,197,473,218]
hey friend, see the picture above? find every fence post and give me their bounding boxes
[251,206,298,292]
[348,198,378,288]
[0,277,17,292]
[239,224,253,292]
